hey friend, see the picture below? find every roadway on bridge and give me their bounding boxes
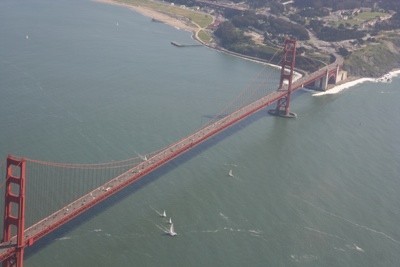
[0,58,341,261]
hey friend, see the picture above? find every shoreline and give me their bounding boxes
[94,0,198,33]
[313,69,400,96]
[95,0,399,95]
[93,1,287,64]
[95,0,303,79]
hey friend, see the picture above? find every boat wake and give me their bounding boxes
[156,223,177,236]
[290,254,318,263]
[56,236,72,241]
[193,227,263,237]
[224,163,238,167]
[346,243,365,253]
[219,212,229,220]
[150,206,165,217]
[304,226,346,241]
[135,151,148,161]
[155,223,169,232]
[297,197,400,245]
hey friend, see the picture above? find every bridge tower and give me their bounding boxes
[2,156,26,267]
[268,38,297,118]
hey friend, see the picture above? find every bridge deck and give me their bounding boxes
[0,90,290,260]
[0,59,341,261]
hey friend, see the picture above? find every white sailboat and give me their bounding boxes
[161,210,166,217]
[168,223,177,236]
[168,218,172,224]
[228,169,233,177]
[135,151,147,161]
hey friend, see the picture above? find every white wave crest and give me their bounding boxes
[56,236,71,241]
[313,69,400,97]
[313,78,375,96]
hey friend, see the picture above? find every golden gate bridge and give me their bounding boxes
[0,39,343,266]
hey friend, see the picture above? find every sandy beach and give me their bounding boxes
[95,0,399,96]
[94,0,198,33]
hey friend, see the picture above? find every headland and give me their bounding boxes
[95,0,400,91]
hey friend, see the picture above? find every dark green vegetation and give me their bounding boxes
[157,0,400,76]
[214,20,326,72]
[211,0,400,76]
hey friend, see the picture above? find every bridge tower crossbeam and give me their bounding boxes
[268,38,297,118]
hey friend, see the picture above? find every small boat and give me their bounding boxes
[168,218,172,224]
[168,223,177,236]
[161,210,166,217]
[228,169,233,177]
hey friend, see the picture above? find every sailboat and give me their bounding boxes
[161,210,166,217]
[168,223,177,236]
[168,218,172,224]
[228,169,233,177]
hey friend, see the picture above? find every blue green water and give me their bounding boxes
[1,0,400,266]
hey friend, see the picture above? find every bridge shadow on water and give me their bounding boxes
[24,90,306,259]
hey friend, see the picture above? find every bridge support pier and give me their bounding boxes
[2,156,26,267]
[268,38,297,118]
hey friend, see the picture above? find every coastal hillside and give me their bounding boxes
[111,0,400,77]
[344,34,400,77]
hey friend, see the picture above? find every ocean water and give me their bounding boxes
[1,0,400,266]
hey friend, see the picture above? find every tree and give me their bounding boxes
[338,47,351,57]
[309,19,323,33]
[248,0,268,8]
[270,1,285,15]
[214,21,250,48]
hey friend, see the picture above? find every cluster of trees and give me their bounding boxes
[317,26,365,41]
[377,0,400,12]
[214,21,282,64]
[214,20,323,71]
[162,0,399,14]
[267,17,309,40]
[214,21,252,49]
[293,0,400,12]
[375,11,400,31]
[309,19,365,41]
[298,7,330,18]
[227,11,309,41]
[293,0,373,10]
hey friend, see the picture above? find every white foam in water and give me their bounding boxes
[219,212,229,220]
[201,229,219,233]
[299,197,400,245]
[290,254,318,263]
[389,69,400,77]
[313,78,375,96]
[248,229,262,235]
[312,69,400,97]
[354,244,365,253]
[57,236,71,241]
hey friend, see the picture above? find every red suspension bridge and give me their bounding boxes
[0,39,343,266]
